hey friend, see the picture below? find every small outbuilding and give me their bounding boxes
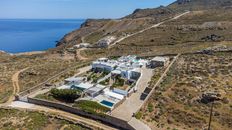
[64,77,85,84]
[85,84,106,97]
[71,82,94,91]
[97,36,116,48]
[149,56,170,68]
[74,43,91,49]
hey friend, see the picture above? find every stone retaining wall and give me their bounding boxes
[27,97,135,130]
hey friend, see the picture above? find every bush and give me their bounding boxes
[135,111,143,119]
[112,77,125,88]
[148,103,154,112]
[50,88,80,103]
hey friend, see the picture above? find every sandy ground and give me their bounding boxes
[14,51,46,56]
[6,68,29,104]
[7,101,117,130]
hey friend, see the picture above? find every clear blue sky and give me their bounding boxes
[0,0,176,19]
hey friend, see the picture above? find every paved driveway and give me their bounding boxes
[111,67,153,121]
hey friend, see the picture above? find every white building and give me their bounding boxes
[74,43,91,49]
[97,36,116,48]
[85,84,106,98]
[70,82,94,91]
[150,56,170,68]
[64,77,85,84]
[92,61,117,72]
[112,67,141,81]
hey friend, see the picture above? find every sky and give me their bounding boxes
[0,0,176,19]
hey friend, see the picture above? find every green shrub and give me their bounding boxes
[147,103,154,112]
[112,77,124,88]
[135,111,143,119]
[50,88,80,103]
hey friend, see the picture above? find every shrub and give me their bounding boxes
[112,77,124,88]
[135,111,143,119]
[148,103,154,112]
[50,88,80,103]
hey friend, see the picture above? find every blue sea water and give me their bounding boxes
[0,19,85,53]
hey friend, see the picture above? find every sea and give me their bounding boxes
[0,19,85,53]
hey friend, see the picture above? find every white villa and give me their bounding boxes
[97,36,116,48]
[91,55,146,81]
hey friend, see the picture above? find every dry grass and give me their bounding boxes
[0,52,86,103]
[0,108,93,130]
[139,52,232,130]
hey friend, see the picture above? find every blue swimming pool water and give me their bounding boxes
[100,100,114,107]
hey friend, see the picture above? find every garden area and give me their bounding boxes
[111,76,132,91]
[99,78,110,86]
[86,71,110,83]
[36,88,81,103]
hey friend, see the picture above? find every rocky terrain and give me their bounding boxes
[1,0,232,129]
[0,108,95,130]
[139,52,232,130]
[57,5,177,47]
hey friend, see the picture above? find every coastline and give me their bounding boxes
[0,50,46,56]
[14,51,46,56]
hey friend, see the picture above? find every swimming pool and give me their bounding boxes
[100,100,114,107]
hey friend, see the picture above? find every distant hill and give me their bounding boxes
[169,0,232,11]
[123,6,175,19]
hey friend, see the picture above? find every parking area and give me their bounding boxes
[111,67,153,121]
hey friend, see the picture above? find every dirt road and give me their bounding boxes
[7,101,117,130]
[109,11,190,48]
[6,68,29,103]
[75,48,88,60]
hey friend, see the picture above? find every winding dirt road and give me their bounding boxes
[75,48,88,60]
[6,68,29,103]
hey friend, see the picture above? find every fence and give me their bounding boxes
[18,63,90,97]
[27,97,135,130]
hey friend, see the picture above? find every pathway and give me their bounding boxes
[142,54,181,104]
[109,11,190,48]
[111,67,153,121]
[6,67,29,103]
[7,101,117,130]
[76,48,88,60]
[28,65,91,98]
[111,54,181,130]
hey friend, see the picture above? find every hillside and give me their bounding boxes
[57,0,232,49]
[57,6,177,47]
[1,0,232,130]
[169,0,232,11]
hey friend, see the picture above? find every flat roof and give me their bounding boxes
[152,56,169,62]
[86,84,106,94]
[92,61,116,68]
[111,70,121,75]
[74,82,94,90]
[104,88,124,100]
[58,84,71,89]
[65,77,84,82]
